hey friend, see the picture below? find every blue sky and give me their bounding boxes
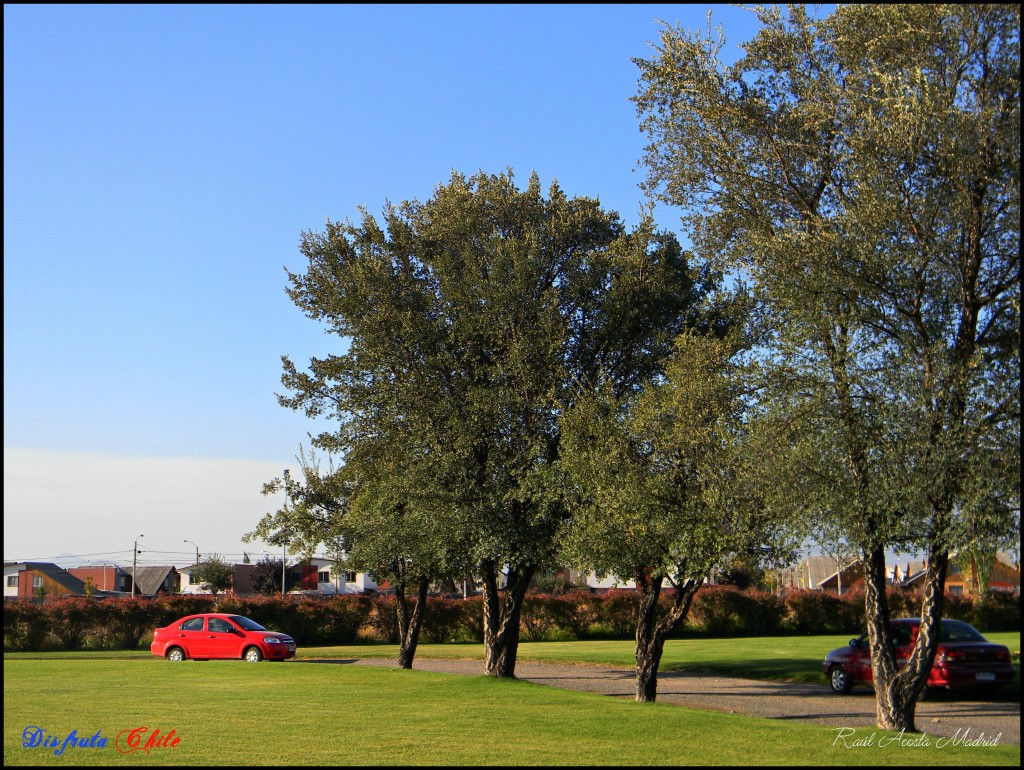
[4,4,771,566]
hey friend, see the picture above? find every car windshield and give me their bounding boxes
[940,620,987,643]
[228,615,267,632]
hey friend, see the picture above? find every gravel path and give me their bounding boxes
[332,657,1020,745]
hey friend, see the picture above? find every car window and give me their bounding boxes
[940,620,986,643]
[891,624,913,647]
[180,618,205,631]
[208,618,234,634]
[229,615,267,632]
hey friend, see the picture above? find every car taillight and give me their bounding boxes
[996,649,1010,662]
[938,650,962,663]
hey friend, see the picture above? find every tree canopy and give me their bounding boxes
[271,169,720,676]
[634,3,1019,730]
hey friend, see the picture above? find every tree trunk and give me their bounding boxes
[634,569,702,703]
[865,546,948,731]
[481,560,536,678]
[396,577,430,669]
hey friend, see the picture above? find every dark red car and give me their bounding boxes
[824,618,1014,694]
[151,613,296,663]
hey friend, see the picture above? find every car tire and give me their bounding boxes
[829,665,853,694]
[243,646,263,663]
[166,647,186,662]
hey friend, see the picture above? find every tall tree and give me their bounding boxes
[559,331,782,702]
[635,4,1020,730]
[276,169,714,677]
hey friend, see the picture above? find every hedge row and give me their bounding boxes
[3,586,1018,652]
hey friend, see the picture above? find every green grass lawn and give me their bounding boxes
[3,656,1020,766]
[7,631,1019,690]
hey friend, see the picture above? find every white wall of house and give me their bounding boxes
[4,563,25,597]
[177,568,207,595]
[583,572,636,591]
[305,556,377,594]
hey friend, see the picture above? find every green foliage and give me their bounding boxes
[635,2,1020,723]
[258,168,718,672]
[635,1,1020,563]
[249,556,299,596]
[190,553,234,596]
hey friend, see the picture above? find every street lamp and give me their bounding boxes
[132,534,144,596]
[183,539,200,565]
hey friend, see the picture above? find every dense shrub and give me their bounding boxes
[154,594,215,625]
[320,596,373,644]
[520,595,557,641]
[423,598,470,643]
[784,589,862,635]
[98,596,156,649]
[450,595,484,642]
[592,589,638,638]
[545,592,597,640]
[364,596,400,643]
[969,591,1021,633]
[3,583,1015,653]
[3,600,49,651]
[687,586,786,637]
[46,597,97,650]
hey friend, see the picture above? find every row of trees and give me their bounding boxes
[247,4,1019,733]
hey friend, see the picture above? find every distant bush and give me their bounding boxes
[686,585,786,637]
[2,582,1015,652]
[3,600,49,651]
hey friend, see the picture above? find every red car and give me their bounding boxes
[824,618,1014,694]
[151,613,296,663]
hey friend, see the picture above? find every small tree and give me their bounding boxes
[250,557,294,596]
[191,554,234,596]
[559,331,778,702]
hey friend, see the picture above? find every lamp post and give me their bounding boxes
[281,469,291,596]
[132,534,144,596]
[183,539,200,565]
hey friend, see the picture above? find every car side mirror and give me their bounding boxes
[849,638,860,648]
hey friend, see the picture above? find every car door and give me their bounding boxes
[206,616,242,659]
[852,634,873,683]
[174,616,208,657]
[892,623,914,670]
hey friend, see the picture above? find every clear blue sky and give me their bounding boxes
[4,4,774,566]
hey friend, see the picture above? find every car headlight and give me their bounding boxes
[263,637,282,644]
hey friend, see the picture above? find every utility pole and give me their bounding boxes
[132,534,144,596]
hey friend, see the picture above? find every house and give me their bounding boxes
[287,556,377,595]
[177,564,207,594]
[129,566,180,596]
[817,561,868,594]
[3,562,90,599]
[177,557,377,596]
[902,552,1021,596]
[68,565,131,593]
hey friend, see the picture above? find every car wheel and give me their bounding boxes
[243,646,263,663]
[166,647,185,662]
[829,665,853,694]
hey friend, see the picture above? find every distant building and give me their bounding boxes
[903,552,1020,596]
[3,562,90,599]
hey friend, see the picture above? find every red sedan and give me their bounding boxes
[151,613,296,663]
[824,618,1014,694]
